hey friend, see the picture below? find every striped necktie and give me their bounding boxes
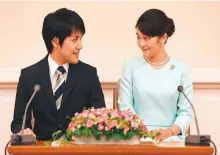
[54,66,66,110]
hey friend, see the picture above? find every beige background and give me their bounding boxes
[0,1,220,82]
[0,1,220,154]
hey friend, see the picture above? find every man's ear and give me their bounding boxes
[51,37,60,48]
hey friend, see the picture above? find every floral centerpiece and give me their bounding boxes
[53,108,149,145]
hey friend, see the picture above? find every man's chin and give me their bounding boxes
[69,59,79,64]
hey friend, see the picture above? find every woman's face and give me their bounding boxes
[136,27,165,59]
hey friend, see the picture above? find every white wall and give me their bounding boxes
[1,1,220,82]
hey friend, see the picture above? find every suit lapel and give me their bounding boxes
[37,57,81,112]
[61,62,80,105]
[37,55,56,111]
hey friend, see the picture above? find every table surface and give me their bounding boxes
[8,143,214,155]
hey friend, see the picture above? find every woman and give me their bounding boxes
[118,9,193,141]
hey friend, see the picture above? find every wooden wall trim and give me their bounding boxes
[0,82,17,89]
[1,82,220,89]
[1,81,220,110]
[193,82,220,89]
[0,82,119,89]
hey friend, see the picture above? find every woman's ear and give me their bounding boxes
[162,33,168,44]
[159,33,168,47]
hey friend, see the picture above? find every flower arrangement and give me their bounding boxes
[62,108,148,142]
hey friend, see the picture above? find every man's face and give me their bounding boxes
[54,30,83,64]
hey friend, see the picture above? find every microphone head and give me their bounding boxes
[177,85,183,92]
[34,84,41,91]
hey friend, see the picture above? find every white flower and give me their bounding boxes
[72,128,76,132]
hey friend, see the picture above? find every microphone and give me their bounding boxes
[11,84,41,145]
[177,85,211,146]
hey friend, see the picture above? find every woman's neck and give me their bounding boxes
[148,49,168,63]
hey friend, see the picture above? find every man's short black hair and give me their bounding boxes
[42,8,85,53]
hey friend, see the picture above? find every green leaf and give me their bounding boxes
[52,130,63,140]
[44,141,51,146]
[66,130,72,140]
[65,115,72,120]
[141,132,148,138]
[147,130,160,139]
[133,128,141,136]
[105,133,112,140]
[112,132,123,141]
[124,130,134,140]
[148,130,154,138]
[156,132,161,137]
[93,127,102,138]
[82,127,92,137]
[113,128,121,133]
[94,134,101,140]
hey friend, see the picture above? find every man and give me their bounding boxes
[11,8,105,140]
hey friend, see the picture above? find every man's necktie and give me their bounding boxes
[54,66,66,110]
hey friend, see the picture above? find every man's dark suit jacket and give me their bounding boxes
[11,55,105,140]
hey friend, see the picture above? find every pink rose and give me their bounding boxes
[110,120,118,127]
[105,126,111,131]
[131,120,138,128]
[86,119,93,127]
[88,113,95,119]
[98,124,104,131]
[68,122,73,130]
[123,125,129,134]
